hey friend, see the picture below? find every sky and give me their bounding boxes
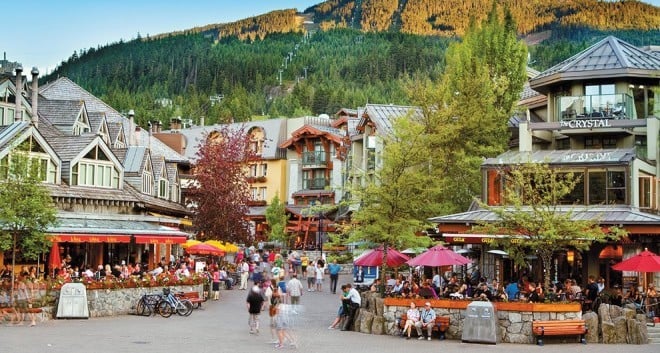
[3,0,320,75]
[3,0,659,76]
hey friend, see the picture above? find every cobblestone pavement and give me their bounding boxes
[0,274,653,353]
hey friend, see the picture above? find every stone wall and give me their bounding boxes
[84,285,203,317]
[41,285,204,319]
[349,295,649,344]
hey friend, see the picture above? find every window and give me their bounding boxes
[142,171,154,195]
[251,187,259,200]
[259,187,267,201]
[588,169,626,205]
[559,172,584,205]
[635,135,648,160]
[260,163,267,177]
[639,176,654,210]
[158,179,169,198]
[171,182,180,203]
[72,146,120,188]
[249,164,258,177]
[556,139,570,150]
[584,136,618,149]
[0,137,57,183]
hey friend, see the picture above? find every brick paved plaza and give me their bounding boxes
[0,275,653,353]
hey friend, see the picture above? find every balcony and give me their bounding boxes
[302,151,327,168]
[303,177,329,190]
[556,93,634,122]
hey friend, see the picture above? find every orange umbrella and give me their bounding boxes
[182,239,201,248]
[48,242,61,276]
[186,243,225,256]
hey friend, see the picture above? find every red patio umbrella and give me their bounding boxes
[48,242,61,276]
[353,246,410,267]
[185,243,226,256]
[406,244,472,267]
[611,249,660,272]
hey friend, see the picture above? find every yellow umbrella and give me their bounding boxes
[223,242,239,253]
[182,239,201,248]
[204,240,226,251]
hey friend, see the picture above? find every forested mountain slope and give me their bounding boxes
[42,0,659,128]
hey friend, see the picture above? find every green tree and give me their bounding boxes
[411,3,528,213]
[473,162,625,290]
[345,115,434,281]
[264,194,289,246]
[0,146,58,299]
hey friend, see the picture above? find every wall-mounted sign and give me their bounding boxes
[561,151,613,163]
[559,119,612,129]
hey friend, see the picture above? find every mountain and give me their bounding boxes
[42,0,659,128]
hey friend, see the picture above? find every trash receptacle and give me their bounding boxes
[461,301,497,344]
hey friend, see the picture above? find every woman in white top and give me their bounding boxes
[403,302,421,339]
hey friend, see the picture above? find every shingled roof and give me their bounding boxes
[359,104,424,136]
[39,77,187,163]
[530,36,660,93]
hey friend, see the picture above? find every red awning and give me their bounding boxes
[50,234,131,243]
[134,235,187,245]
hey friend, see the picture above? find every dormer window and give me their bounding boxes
[72,111,91,136]
[248,127,265,155]
[0,136,58,183]
[72,145,119,188]
[142,159,154,195]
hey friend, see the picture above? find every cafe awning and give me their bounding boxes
[134,235,187,244]
[50,234,131,243]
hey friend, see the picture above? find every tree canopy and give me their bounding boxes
[188,126,256,244]
[0,143,58,297]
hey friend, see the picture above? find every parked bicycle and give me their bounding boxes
[136,293,163,316]
[157,288,194,317]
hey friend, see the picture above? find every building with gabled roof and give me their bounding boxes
[0,70,191,272]
[430,36,660,288]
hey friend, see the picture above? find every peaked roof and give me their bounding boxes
[530,36,660,93]
[359,104,424,136]
[0,121,31,152]
[39,77,187,163]
[37,98,85,132]
[280,124,344,149]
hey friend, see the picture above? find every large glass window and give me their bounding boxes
[585,84,616,116]
[72,161,119,188]
[588,169,626,205]
[558,172,584,205]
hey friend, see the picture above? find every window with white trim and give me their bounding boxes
[158,178,169,198]
[71,146,119,188]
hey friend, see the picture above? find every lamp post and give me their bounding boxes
[316,201,324,258]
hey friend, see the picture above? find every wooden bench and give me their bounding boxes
[398,313,450,340]
[531,319,587,346]
[176,291,206,309]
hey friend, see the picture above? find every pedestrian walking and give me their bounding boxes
[246,285,265,334]
[286,273,304,305]
[328,260,341,294]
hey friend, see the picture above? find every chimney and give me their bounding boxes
[30,67,39,127]
[14,66,23,122]
[128,109,136,146]
[170,117,181,131]
[199,116,205,127]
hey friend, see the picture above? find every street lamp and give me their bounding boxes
[316,201,324,258]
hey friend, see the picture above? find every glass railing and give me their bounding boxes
[303,177,329,190]
[302,151,327,166]
[555,93,635,121]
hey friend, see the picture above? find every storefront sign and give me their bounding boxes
[561,151,612,163]
[559,119,612,129]
[50,234,131,243]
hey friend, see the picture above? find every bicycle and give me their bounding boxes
[136,293,163,316]
[157,288,194,318]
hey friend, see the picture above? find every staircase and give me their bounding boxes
[649,323,660,344]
